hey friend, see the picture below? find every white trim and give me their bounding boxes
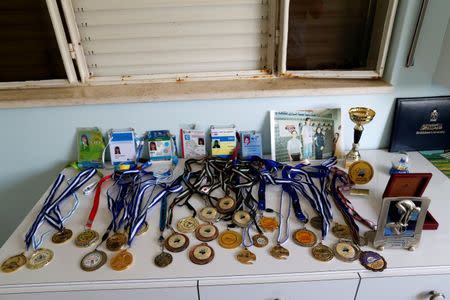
[376,0,399,77]
[278,0,289,74]
[281,70,381,79]
[0,80,71,90]
[61,0,90,82]
[45,0,78,84]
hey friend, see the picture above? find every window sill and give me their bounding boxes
[0,78,392,109]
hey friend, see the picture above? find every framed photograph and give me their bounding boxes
[270,109,343,162]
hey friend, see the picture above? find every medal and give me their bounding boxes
[106,232,128,252]
[216,196,236,214]
[237,249,256,265]
[75,229,99,248]
[26,248,54,270]
[164,232,190,253]
[252,234,269,248]
[310,215,323,231]
[270,244,289,260]
[199,207,219,223]
[136,222,149,236]
[293,228,317,247]
[232,210,252,227]
[1,253,27,273]
[51,228,73,244]
[312,243,334,262]
[154,251,173,268]
[333,240,360,262]
[332,223,352,239]
[80,249,107,272]
[176,216,199,233]
[110,249,133,271]
[359,251,387,272]
[218,230,242,249]
[348,160,374,185]
[195,224,219,242]
[189,243,215,265]
[258,216,279,232]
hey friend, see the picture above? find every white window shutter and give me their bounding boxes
[71,0,270,79]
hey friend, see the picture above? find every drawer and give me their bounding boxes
[200,278,359,300]
[357,274,450,300]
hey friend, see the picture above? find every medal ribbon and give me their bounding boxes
[85,175,112,229]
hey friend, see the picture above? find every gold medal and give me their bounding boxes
[252,234,269,248]
[199,207,219,223]
[310,216,323,230]
[270,244,289,260]
[1,253,27,273]
[75,229,99,248]
[216,196,236,214]
[136,222,149,236]
[348,160,374,185]
[359,251,387,272]
[110,249,133,271]
[176,216,199,233]
[236,249,256,265]
[80,249,107,272]
[334,240,360,262]
[51,228,73,244]
[164,232,190,253]
[106,232,128,252]
[312,243,334,262]
[218,230,242,249]
[26,248,54,270]
[332,223,352,239]
[258,216,279,232]
[195,224,219,242]
[232,210,252,227]
[189,243,215,265]
[293,228,317,247]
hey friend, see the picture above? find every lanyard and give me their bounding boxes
[85,175,111,229]
[276,190,291,245]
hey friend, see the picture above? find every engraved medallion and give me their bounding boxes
[51,228,73,244]
[195,224,219,242]
[312,243,334,262]
[293,228,317,247]
[348,160,374,185]
[1,253,27,273]
[106,232,127,252]
[75,229,99,248]
[252,234,269,248]
[80,249,107,272]
[164,232,190,253]
[334,241,360,262]
[218,230,242,249]
[189,243,215,265]
[359,251,387,272]
[270,244,289,260]
[258,216,279,232]
[310,215,323,230]
[199,207,219,223]
[332,223,352,239]
[154,252,173,268]
[176,216,199,233]
[216,196,237,214]
[26,248,54,270]
[237,249,256,265]
[232,210,252,227]
[110,250,133,271]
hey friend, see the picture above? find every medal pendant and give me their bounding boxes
[106,232,128,252]
[216,196,237,214]
[270,244,289,260]
[252,234,269,248]
[232,210,252,228]
[199,207,219,223]
[195,224,219,242]
[332,223,352,239]
[312,243,334,262]
[1,253,27,273]
[258,216,279,232]
[136,222,149,236]
[293,228,317,247]
[359,251,387,272]
[237,248,256,265]
[334,241,360,262]
[189,243,215,265]
[348,160,374,185]
[75,229,99,248]
[310,216,323,231]
[26,248,54,270]
[218,230,242,249]
[80,249,107,272]
[110,250,133,271]
[164,232,190,253]
[51,228,73,244]
[176,216,199,233]
[154,251,173,268]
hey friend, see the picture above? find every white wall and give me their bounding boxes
[434,20,450,87]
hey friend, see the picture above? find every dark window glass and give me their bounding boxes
[0,0,66,82]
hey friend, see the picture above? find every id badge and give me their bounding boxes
[181,128,206,159]
[211,126,236,158]
[240,131,263,159]
[148,130,173,161]
[77,127,105,168]
[109,129,137,166]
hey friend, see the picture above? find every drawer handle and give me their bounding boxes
[429,291,446,300]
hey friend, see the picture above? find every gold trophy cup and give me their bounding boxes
[345,107,376,168]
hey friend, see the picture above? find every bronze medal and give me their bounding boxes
[51,228,73,244]
[218,230,242,249]
[110,249,133,271]
[26,248,54,270]
[199,207,219,223]
[195,224,219,242]
[176,216,199,233]
[334,241,360,262]
[310,216,323,230]
[332,223,352,239]
[258,216,279,232]
[106,232,128,252]
[189,243,215,265]
[359,251,387,272]
[236,249,256,265]
[252,234,269,248]
[293,228,317,247]
[216,196,237,214]
[75,229,99,248]
[80,249,107,272]
[270,244,289,260]
[232,210,252,227]
[1,253,27,273]
[164,232,190,252]
[312,243,334,262]
[154,251,173,268]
